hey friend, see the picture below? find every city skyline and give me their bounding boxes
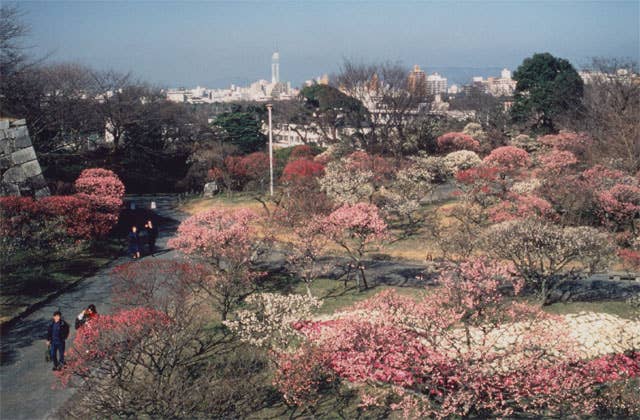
[18,1,640,88]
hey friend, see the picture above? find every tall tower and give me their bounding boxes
[271,51,280,84]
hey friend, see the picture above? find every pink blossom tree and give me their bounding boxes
[538,131,593,160]
[596,184,640,232]
[168,208,265,319]
[483,146,531,175]
[321,203,388,290]
[487,193,557,223]
[538,149,578,173]
[436,132,481,153]
[287,219,330,297]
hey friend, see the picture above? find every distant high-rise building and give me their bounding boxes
[407,64,427,96]
[368,73,380,92]
[426,72,447,95]
[271,51,280,84]
[501,68,512,80]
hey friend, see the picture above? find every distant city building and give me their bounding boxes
[166,51,297,104]
[467,68,516,96]
[407,64,427,96]
[304,74,330,87]
[447,84,460,95]
[426,72,447,95]
[579,68,640,84]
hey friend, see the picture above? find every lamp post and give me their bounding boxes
[266,103,274,196]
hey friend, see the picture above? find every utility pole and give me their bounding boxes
[266,103,274,196]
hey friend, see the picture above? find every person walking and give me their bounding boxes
[144,219,158,256]
[75,304,98,330]
[128,225,141,259]
[46,311,70,371]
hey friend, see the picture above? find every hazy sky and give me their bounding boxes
[19,1,640,88]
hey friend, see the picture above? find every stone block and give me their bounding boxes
[1,181,20,196]
[14,132,32,149]
[1,138,14,155]
[11,146,37,165]
[22,160,43,178]
[0,156,11,171]
[2,166,27,184]
[9,125,28,139]
[11,119,26,127]
[0,120,9,130]
[34,186,51,198]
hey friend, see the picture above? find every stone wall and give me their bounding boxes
[0,119,50,197]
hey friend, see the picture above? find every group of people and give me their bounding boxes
[127,219,158,259]
[46,305,97,371]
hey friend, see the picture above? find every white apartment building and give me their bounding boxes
[426,73,448,95]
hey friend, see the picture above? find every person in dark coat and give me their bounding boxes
[128,225,141,259]
[144,219,158,256]
[47,310,70,371]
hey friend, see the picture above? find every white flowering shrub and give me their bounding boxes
[223,293,322,350]
[509,134,541,152]
[417,155,449,183]
[484,219,614,302]
[319,161,374,205]
[379,157,436,236]
[462,122,487,144]
[443,150,482,175]
[510,178,542,195]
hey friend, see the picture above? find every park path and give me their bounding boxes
[0,195,185,420]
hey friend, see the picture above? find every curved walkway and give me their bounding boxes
[0,196,184,420]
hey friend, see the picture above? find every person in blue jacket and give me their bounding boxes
[47,310,70,371]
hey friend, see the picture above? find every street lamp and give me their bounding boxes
[266,103,274,196]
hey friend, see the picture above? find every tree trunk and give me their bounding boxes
[359,267,369,291]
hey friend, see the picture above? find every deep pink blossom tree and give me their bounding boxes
[281,158,325,184]
[74,168,125,237]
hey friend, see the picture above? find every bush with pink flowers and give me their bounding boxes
[436,132,481,153]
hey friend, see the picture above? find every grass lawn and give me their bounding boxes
[544,300,639,320]
[180,193,267,215]
[0,239,122,325]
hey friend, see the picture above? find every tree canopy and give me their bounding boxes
[511,52,584,133]
[213,109,267,154]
